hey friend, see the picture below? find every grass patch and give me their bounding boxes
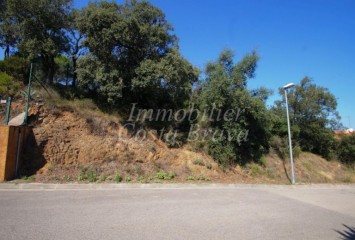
[77,170,84,181]
[193,159,205,166]
[87,170,96,182]
[156,170,174,180]
[114,173,122,183]
[186,176,195,181]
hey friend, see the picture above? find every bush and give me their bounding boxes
[77,170,84,181]
[192,159,205,166]
[156,170,174,180]
[0,57,29,83]
[114,173,122,183]
[87,170,96,182]
[337,134,355,166]
[0,72,21,97]
[270,136,289,159]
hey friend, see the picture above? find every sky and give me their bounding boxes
[2,0,355,128]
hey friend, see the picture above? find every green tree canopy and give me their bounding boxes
[272,77,341,159]
[0,0,72,82]
[76,0,198,108]
[196,49,272,166]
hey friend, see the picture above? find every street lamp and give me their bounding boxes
[283,82,295,184]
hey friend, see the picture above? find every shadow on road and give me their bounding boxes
[282,158,292,183]
[335,224,355,240]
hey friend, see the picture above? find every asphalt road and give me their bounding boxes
[0,184,354,240]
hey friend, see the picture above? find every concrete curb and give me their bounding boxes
[0,183,354,190]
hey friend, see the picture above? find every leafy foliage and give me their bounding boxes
[196,49,272,166]
[76,0,198,108]
[273,77,341,159]
[336,134,355,166]
[1,0,72,82]
[0,71,20,97]
[0,56,29,83]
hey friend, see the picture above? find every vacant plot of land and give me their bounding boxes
[0,184,354,240]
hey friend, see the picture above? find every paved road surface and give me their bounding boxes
[0,184,354,240]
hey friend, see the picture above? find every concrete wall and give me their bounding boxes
[0,126,29,181]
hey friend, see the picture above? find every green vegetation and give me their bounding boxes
[0,71,20,97]
[114,173,122,183]
[336,134,355,167]
[77,170,84,181]
[156,170,174,180]
[192,159,205,166]
[87,170,96,182]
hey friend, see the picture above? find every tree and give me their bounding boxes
[196,49,272,166]
[66,9,85,87]
[76,0,197,108]
[0,0,20,58]
[336,134,355,166]
[1,0,72,82]
[273,77,341,159]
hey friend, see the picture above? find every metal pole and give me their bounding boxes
[23,63,33,125]
[4,96,12,125]
[285,89,295,184]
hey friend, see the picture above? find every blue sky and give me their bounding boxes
[3,0,355,128]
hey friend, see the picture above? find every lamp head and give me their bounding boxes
[283,83,295,90]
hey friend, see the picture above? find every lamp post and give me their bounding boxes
[283,83,295,184]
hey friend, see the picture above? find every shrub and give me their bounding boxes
[77,170,84,181]
[186,176,195,181]
[192,159,205,166]
[0,72,21,97]
[156,170,174,180]
[270,135,288,159]
[337,134,355,166]
[0,57,28,83]
[87,170,96,182]
[196,175,210,181]
[114,173,122,183]
[293,145,302,159]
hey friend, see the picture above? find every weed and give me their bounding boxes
[196,175,210,181]
[138,175,145,183]
[206,162,212,169]
[193,159,205,166]
[186,176,195,181]
[21,175,36,182]
[114,173,122,183]
[100,175,107,182]
[260,156,267,166]
[156,170,174,180]
[77,170,84,181]
[87,170,96,182]
[125,176,132,182]
[248,163,265,177]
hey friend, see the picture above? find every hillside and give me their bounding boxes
[14,94,354,184]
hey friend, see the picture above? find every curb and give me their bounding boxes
[0,183,354,190]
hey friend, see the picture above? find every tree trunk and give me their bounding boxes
[71,56,77,88]
[4,45,10,58]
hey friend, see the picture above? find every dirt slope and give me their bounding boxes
[17,103,355,184]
